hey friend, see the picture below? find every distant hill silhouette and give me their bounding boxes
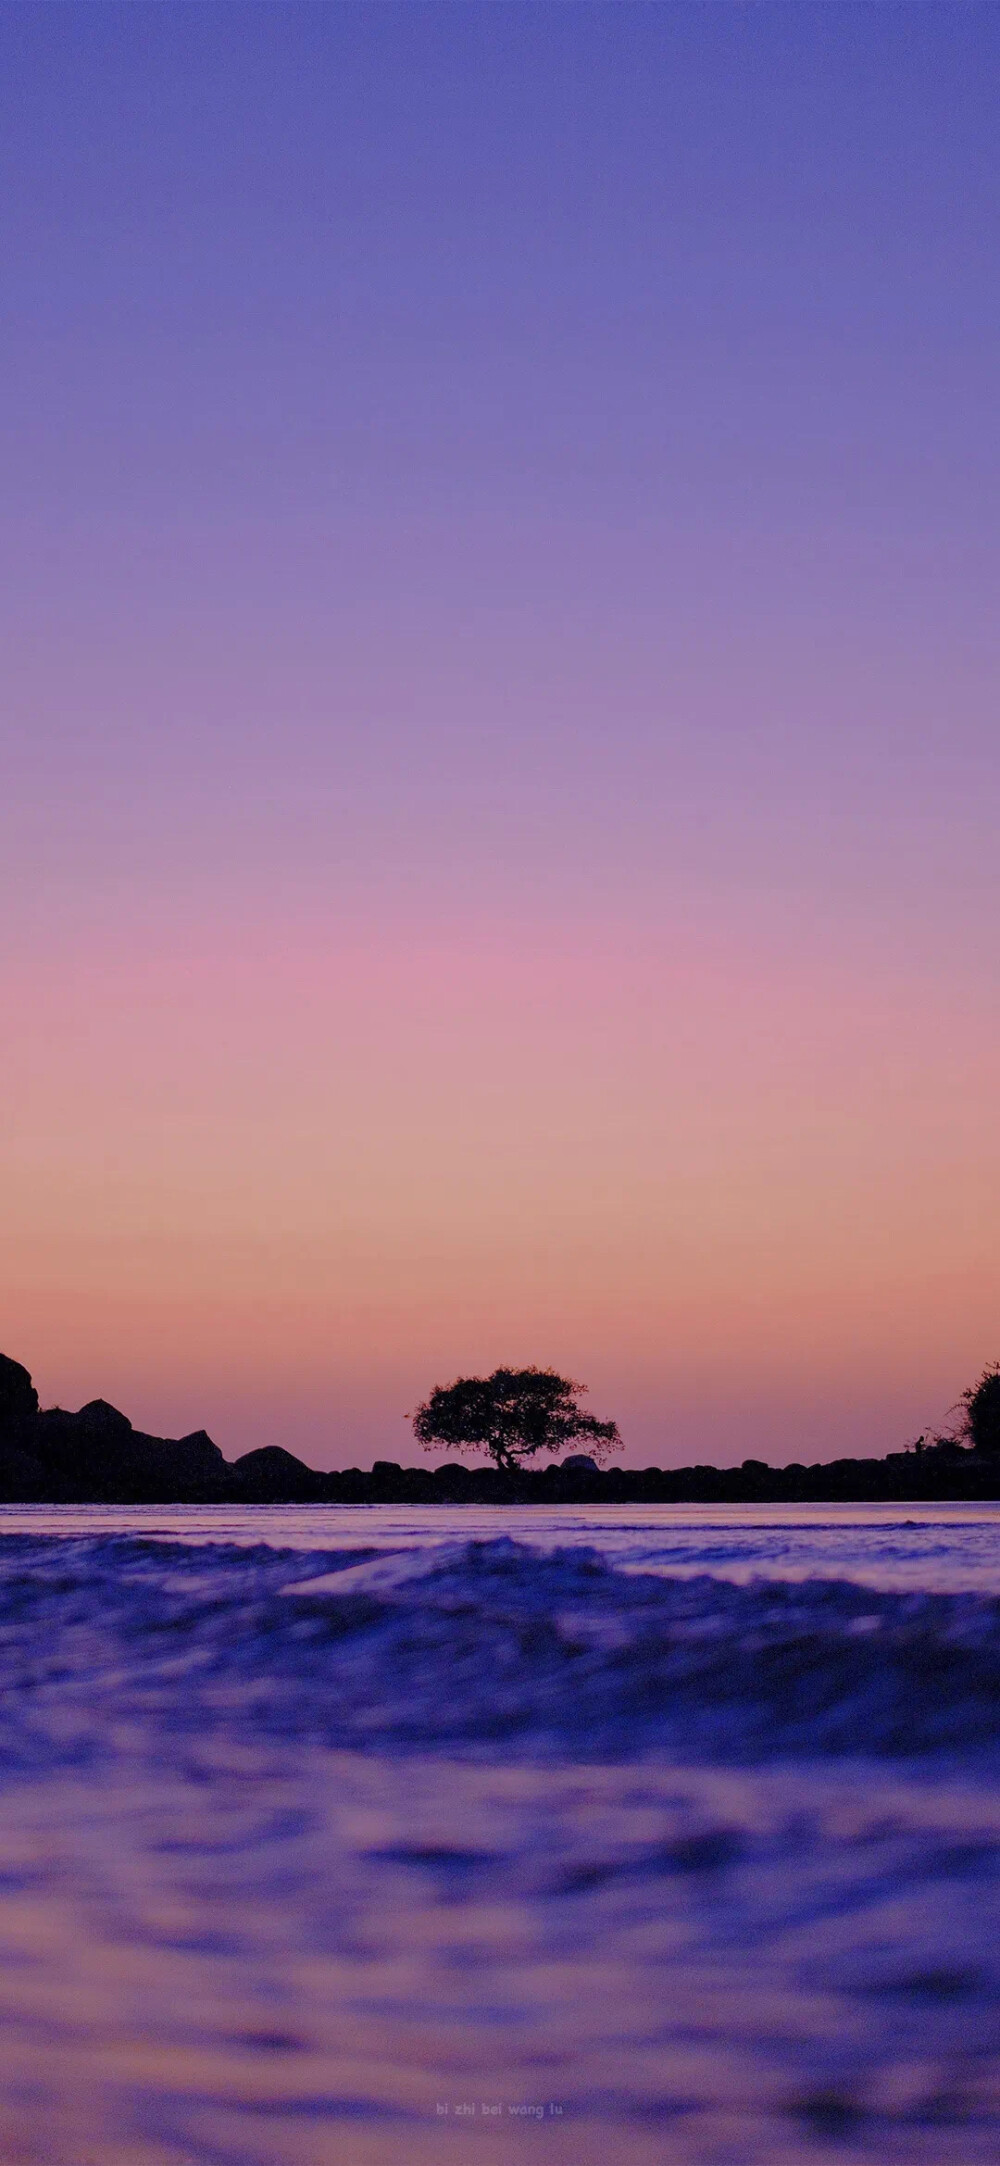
[1,1351,999,1505]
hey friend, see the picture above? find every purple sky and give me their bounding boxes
[2,5,998,1466]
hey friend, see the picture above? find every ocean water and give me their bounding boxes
[1,1504,999,2165]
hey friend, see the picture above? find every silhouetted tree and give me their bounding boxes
[957,1363,1000,1454]
[410,1366,623,1474]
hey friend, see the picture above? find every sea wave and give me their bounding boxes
[4,1530,1000,2161]
[3,1532,1000,1771]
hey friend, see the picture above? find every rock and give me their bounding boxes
[123,1429,227,1494]
[369,1459,404,1497]
[550,1452,603,1499]
[0,1445,46,1500]
[431,1461,472,1495]
[230,1446,320,1500]
[176,1429,224,1468]
[27,1404,228,1500]
[77,1399,133,1440]
[0,1354,39,1437]
[0,1357,232,1500]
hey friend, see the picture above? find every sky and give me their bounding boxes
[1,2,998,1468]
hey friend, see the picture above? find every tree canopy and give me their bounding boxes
[410,1366,623,1473]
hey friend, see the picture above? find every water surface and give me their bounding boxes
[0,1503,998,2163]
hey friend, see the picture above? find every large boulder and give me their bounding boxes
[76,1399,133,1441]
[230,1445,320,1501]
[120,1428,228,1496]
[173,1428,226,1475]
[0,1354,39,1437]
[550,1451,602,1499]
[0,1361,230,1500]
[31,1403,227,1500]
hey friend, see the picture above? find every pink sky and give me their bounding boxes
[4,874,997,1465]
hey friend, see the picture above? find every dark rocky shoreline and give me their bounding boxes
[3,1352,999,1506]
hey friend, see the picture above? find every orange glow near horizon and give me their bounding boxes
[3,886,997,1468]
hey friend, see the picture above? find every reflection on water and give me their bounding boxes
[0,1509,998,2163]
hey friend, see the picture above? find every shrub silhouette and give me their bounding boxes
[411,1366,623,1474]
[957,1363,1000,1454]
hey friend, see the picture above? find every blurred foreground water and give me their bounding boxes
[1,1503,999,2165]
